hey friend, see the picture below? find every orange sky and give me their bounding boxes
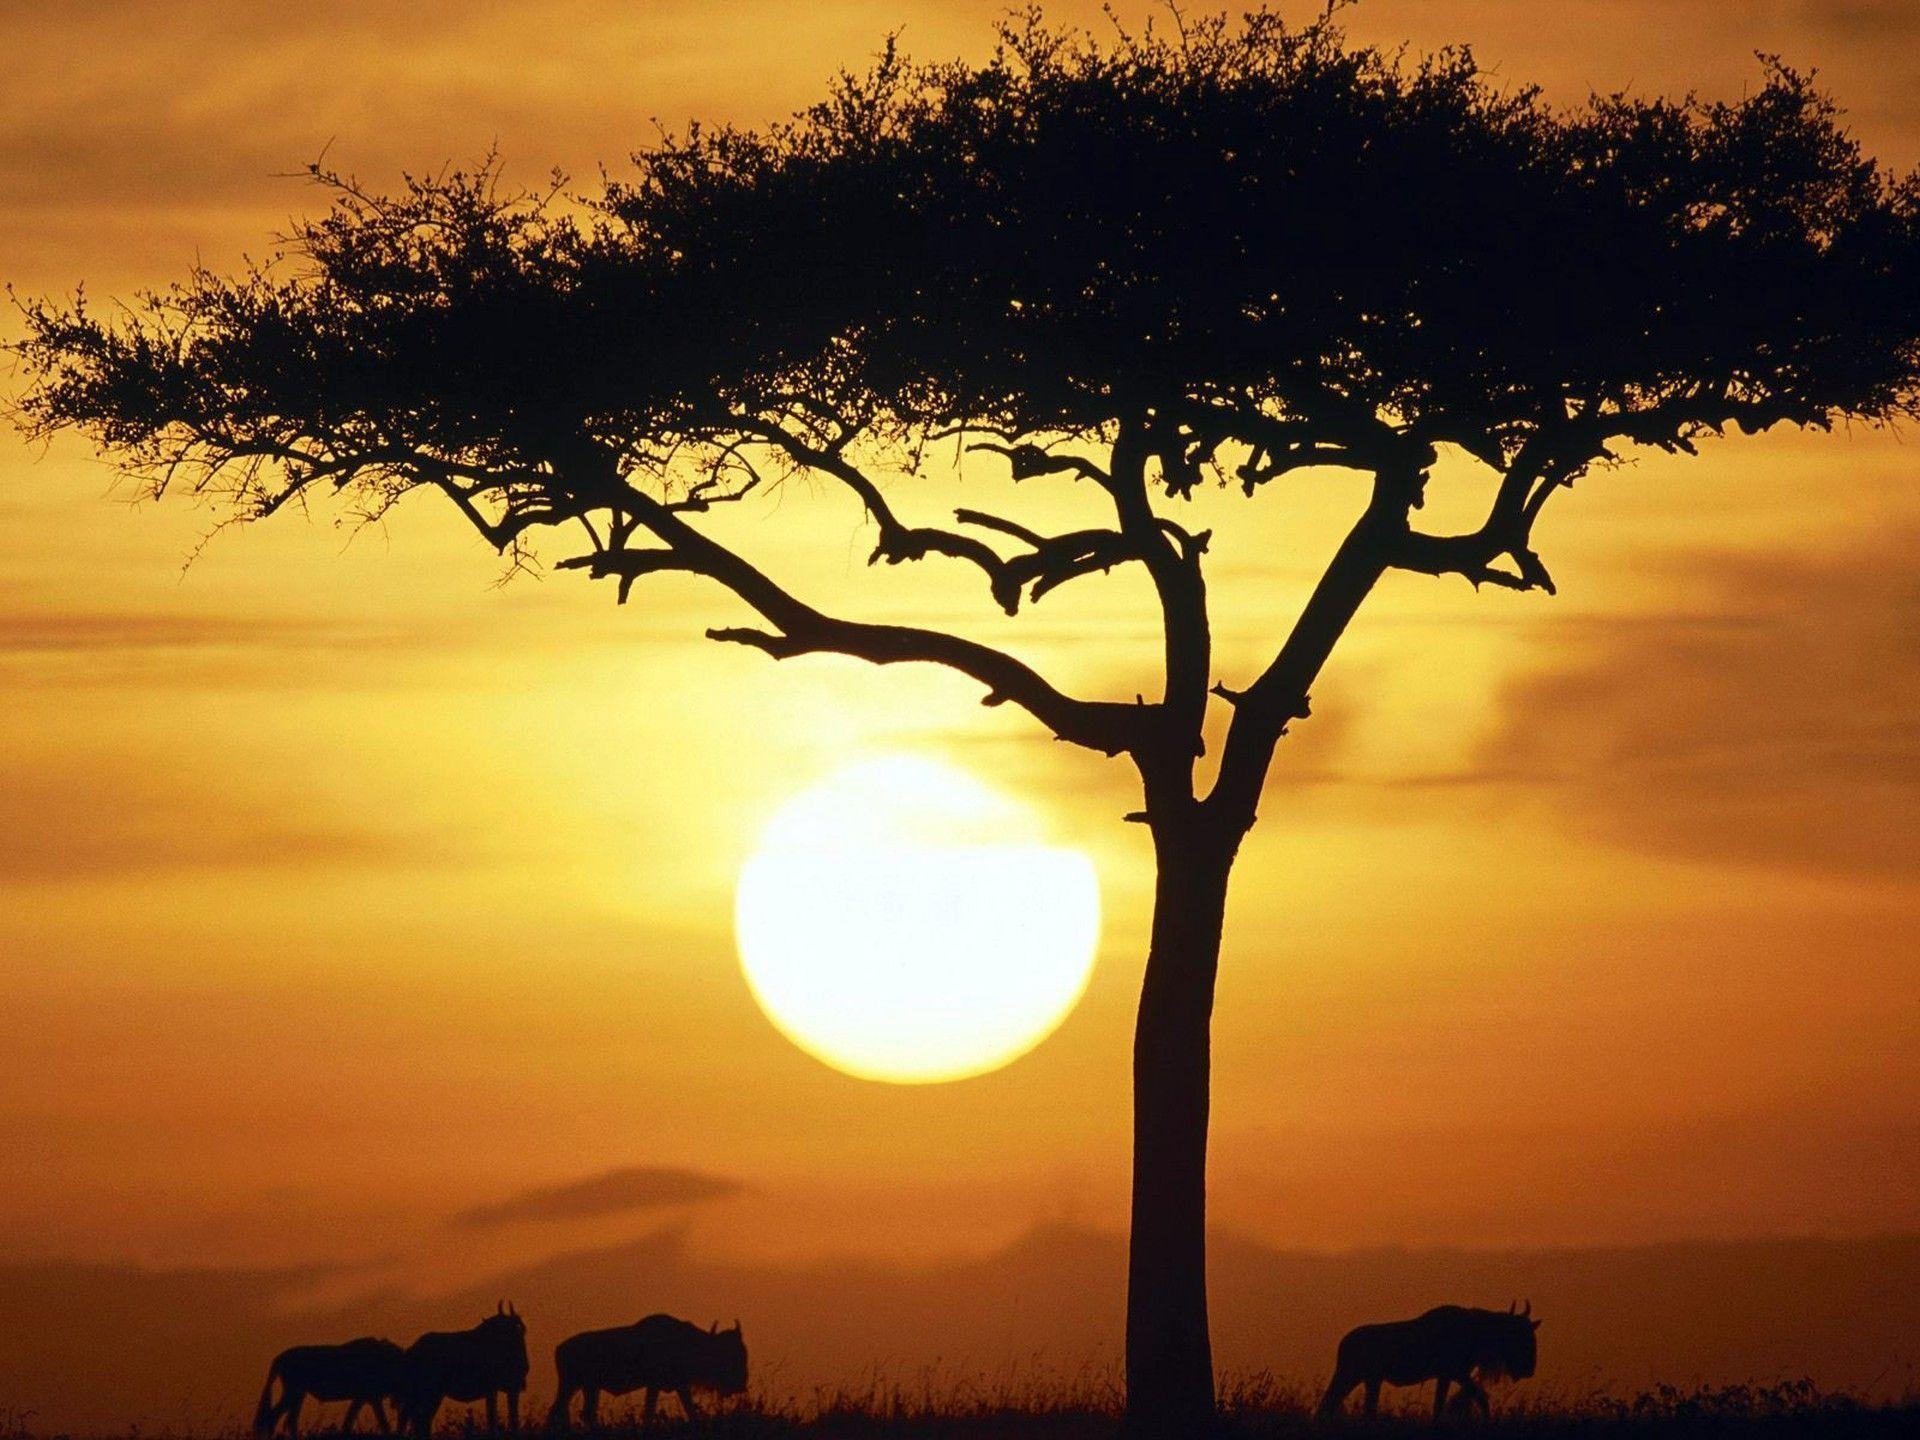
[3,1,1919,1424]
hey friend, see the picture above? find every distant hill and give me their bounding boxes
[4,1228,1917,1431]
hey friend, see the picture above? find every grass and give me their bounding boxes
[553,1378,1919,1439]
[592,1380,1920,1439]
[10,1382,1918,1440]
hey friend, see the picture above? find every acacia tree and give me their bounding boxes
[17,9,1920,1433]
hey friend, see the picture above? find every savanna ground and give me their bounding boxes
[13,1381,1919,1440]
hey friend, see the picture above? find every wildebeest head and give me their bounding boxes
[481,1302,529,1368]
[486,1301,525,1332]
[705,1321,748,1396]
[1482,1300,1540,1381]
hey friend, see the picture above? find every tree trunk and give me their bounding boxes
[1124,820,1235,1437]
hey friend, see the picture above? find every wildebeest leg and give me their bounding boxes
[1458,1376,1490,1416]
[580,1389,600,1431]
[641,1389,658,1426]
[345,1400,366,1434]
[1433,1379,1450,1418]
[372,1401,392,1435]
[508,1390,520,1432]
[1363,1380,1381,1417]
[485,1394,499,1433]
[285,1390,306,1440]
[412,1397,441,1439]
[545,1387,573,1433]
[1317,1370,1358,1418]
[675,1390,698,1422]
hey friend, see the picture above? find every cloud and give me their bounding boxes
[452,1167,746,1228]
[1467,538,1920,877]
[1801,1,1920,40]
[0,764,451,885]
[0,599,690,690]
[0,1,999,272]
[0,611,415,657]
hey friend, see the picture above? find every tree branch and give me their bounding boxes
[1168,393,1433,493]
[1392,526,1557,594]
[953,508,1143,603]
[562,470,1148,757]
[1203,467,1412,835]
[1105,419,1213,784]
[964,439,1112,486]
[553,546,699,603]
[742,421,1145,614]
[1383,419,1607,597]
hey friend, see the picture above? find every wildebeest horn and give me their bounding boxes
[497,1299,506,1315]
[1507,1300,1516,1314]
[709,1321,718,1334]
[732,1319,741,1333]
[508,1301,518,1317]
[1522,1299,1532,1318]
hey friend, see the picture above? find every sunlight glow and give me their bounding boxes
[734,756,1101,1084]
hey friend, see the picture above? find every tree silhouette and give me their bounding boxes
[15,9,1920,1434]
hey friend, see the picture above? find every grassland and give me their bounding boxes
[712,1380,1919,1439]
[626,1381,1917,1439]
[11,1381,1917,1440]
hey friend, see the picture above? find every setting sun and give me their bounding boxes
[733,756,1101,1084]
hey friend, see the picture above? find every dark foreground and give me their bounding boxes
[26,1385,1916,1440]
[737,1383,1916,1439]
[579,1384,1917,1440]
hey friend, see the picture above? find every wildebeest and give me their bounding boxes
[547,1315,747,1428]
[254,1337,407,1437]
[398,1302,530,1437]
[1318,1301,1540,1418]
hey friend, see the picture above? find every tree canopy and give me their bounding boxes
[17,6,1920,786]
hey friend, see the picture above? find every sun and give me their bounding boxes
[734,756,1102,1084]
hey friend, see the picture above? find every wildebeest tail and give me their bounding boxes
[252,1358,282,1437]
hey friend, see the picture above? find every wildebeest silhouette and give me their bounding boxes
[1318,1301,1540,1418]
[547,1315,747,1428]
[399,1302,530,1437]
[253,1337,407,1437]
